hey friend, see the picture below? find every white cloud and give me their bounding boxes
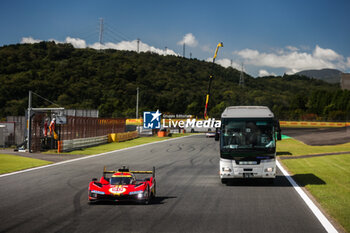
[20,36,178,56]
[177,33,198,47]
[89,40,178,56]
[234,45,350,74]
[206,58,240,70]
[258,69,276,77]
[286,46,299,52]
[21,37,42,44]
[236,49,260,59]
[313,45,342,61]
[65,37,86,48]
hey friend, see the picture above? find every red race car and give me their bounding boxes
[88,165,156,204]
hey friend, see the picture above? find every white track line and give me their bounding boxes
[276,160,338,233]
[0,135,195,178]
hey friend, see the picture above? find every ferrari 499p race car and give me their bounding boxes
[88,166,156,204]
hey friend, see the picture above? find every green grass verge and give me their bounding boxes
[282,154,350,232]
[48,133,193,155]
[0,154,52,174]
[277,138,350,156]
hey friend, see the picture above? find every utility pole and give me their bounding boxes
[136,87,139,118]
[183,43,185,58]
[27,90,32,152]
[99,18,104,50]
[137,38,140,53]
[165,46,167,55]
[239,62,245,87]
[190,52,192,59]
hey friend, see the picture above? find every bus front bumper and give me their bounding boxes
[220,159,276,179]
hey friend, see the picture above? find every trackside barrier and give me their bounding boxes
[58,135,108,152]
[126,118,350,128]
[126,119,143,125]
[280,121,350,127]
[108,131,138,143]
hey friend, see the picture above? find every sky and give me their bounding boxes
[1,0,350,77]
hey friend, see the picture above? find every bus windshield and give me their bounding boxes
[221,118,275,150]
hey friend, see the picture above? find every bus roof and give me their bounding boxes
[221,106,274,118]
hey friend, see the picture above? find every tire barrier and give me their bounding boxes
[126,119,143,125]
[108,131,138,143]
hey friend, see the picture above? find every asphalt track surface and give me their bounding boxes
[282,127,350,146]
[0,135,327,233]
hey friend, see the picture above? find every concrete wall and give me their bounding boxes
[341,73,350,90]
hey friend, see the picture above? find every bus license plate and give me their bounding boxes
[243,173,253,178]
[239,161,257,165]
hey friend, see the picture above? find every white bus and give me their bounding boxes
[219,106,281,184]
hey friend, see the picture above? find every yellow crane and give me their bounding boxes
[204,42,223,120]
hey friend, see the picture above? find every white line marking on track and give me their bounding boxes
[0,135,195,178]
[276,160,338,233]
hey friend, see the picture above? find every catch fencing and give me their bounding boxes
[29,115,125,152]
[57,117,125,152]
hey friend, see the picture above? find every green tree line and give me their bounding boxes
[0,41,349,121]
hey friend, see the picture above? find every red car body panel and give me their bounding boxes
[88,167,156,203]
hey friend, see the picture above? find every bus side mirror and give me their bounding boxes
[277,131,282,141]
[215,133,219,141]
[215,128,220,141]
[274,119,282,141]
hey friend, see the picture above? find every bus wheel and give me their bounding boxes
[221,178,228,184]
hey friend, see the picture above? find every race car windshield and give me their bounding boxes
[110,177,133,185]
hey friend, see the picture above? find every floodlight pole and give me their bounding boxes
[136,87,139,118]
[27,90,32,152]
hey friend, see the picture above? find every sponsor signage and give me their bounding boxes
[143,110,221,129]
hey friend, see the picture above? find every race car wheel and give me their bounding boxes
[143,186,151,205]
[153,181,156,198]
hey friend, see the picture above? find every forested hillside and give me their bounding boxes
[296,68,342,84]
[0,41,349,120]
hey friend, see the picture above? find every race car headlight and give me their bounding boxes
[129,191,143,195]
[137,193,143,199]
[91,190,105,195]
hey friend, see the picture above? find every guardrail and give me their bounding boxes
[58,135,108,152]
[108,131,138,142]
[280,121,350,127]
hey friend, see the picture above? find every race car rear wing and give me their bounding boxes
[103,166,155,178]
